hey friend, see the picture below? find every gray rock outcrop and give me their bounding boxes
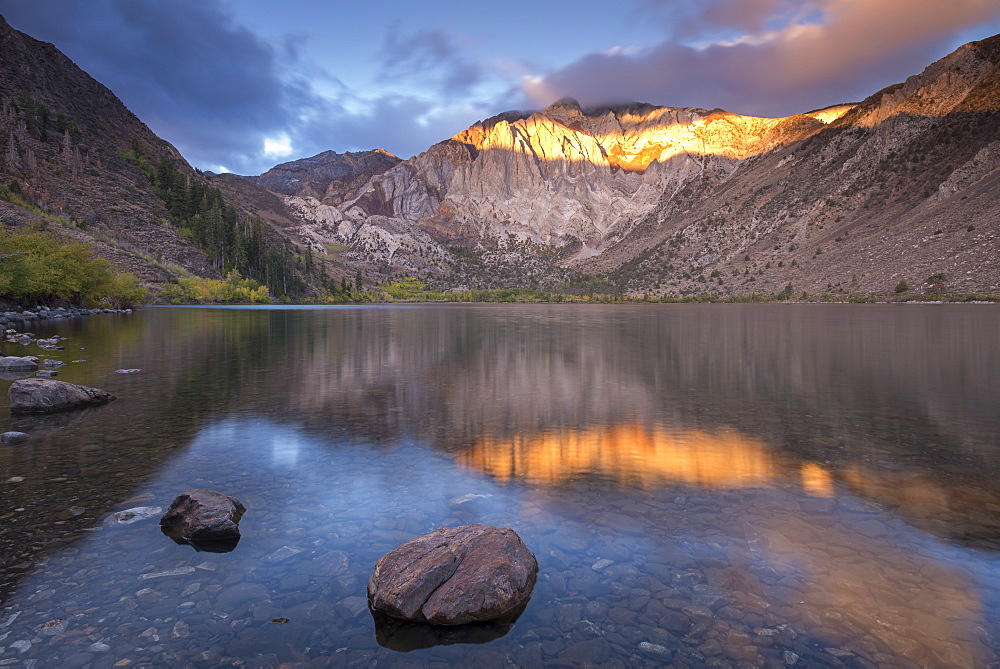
[368,524,537,625]
[8,379,116,414]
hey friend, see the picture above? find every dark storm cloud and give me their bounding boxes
[527,0,1000,117]
[378,23,483,98]
[0,0,345,173]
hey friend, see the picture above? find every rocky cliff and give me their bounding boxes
[288,34,998,297]
[2,7,996,299]
[595,34,1000,297]
[241,149,400,204]
[332,100,843,259]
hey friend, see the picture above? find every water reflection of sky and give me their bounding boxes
[2,414,998,666]
[3,304,1000,667]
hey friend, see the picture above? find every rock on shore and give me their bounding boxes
[368,524,538,625]
[8,379,116,414]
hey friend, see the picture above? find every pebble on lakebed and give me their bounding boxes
[368,524,538,625]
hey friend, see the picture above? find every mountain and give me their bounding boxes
[284,34,999,297]
[0,14,315,298]
[1,9,997,300]
[0,14,216,283]
[241,149,400,204]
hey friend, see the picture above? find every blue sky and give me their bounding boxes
[2,0,998,175]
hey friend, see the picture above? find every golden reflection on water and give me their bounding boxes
[745,510,989,666]
[459,423,790,490]
[800,462,835,498]
[461,423,994,665]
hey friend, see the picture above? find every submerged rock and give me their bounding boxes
[368,524,537,625]
[103,506,163,527]
[1,431,30,446]
[8,379,116,414]
[160,489,246,551]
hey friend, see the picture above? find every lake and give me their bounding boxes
[1,303,999,667]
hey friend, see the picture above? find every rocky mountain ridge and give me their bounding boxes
[276,33,998,297]
[239,149,400,204]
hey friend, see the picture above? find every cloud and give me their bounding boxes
[263,135,294,158]
[0,0,344,173]
[0,0,506,172]
[527,0,1000,117]
[378,23,483,98]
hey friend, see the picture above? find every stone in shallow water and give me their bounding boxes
[0,356,38,372]
[0,432,30,446]
[8,379,115,414]
[160,489,245,552]
[139,567,196,580]
[104,506,163,527]
[368,524,538,625]
[639,641,673,661]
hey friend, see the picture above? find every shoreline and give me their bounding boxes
[0,306,134,329]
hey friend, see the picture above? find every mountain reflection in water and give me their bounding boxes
[0,304,998,667]
[460,424,781,489]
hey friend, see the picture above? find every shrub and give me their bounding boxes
[894,280,909,294]
[159,270,271,303]
[0,226,147,307]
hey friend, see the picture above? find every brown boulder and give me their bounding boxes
[160,489,246,548]
[368,524,537,625]
[8,379,115,414]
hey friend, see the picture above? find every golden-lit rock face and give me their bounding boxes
[458,422,792,490]
[452,102,848,174]
[298,37,1000,279]
[336,99,849,254]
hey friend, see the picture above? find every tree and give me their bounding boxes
[355,269,363,293]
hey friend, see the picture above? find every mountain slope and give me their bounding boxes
[0,14,318,299]
[0,14,215,283]
[288,33,998,297]
[241,149,400,204]
[593,34,1000,297]
[3,8,996,300]
[332,100,844,258]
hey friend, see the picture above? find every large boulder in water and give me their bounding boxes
[8,379,115,414]
[368,524,537,625]
[160,489,246,548]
